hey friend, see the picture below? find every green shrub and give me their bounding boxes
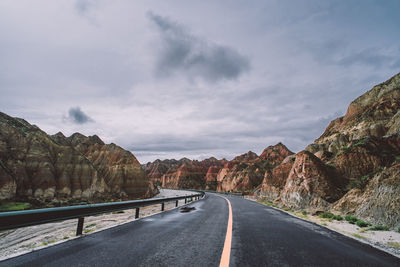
[319,212,334,219]
[345,215,358,224]
[341,146,350,152]
[302,210,307,216]
[326,163,335,168]
[377,167,383,172]
[333,215,343,221]
[353,141,365,147]
[370,225,389,231]
[347,180,362,189]
[361,175,370,181]
[397,226,400,233]
[356,220,371,228]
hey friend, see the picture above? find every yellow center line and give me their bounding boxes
[218,195,233,267]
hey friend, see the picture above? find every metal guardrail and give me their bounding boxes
[202,189,243,197]
[0,190,204,236]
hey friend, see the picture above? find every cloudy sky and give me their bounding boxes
[1,0,399,163]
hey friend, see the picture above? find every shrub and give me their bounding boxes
[361,175,370,182]
[341,146,350,152]
[370,225,389,231]
[333,215,343,221]
[326,164,335,168]
[302,210,307,216]
[397,226,400,233]
[319,212,334,219]
[353,141,365,147]
[347,180,362,190]
[345,215,358,224]
[356,220,371,228]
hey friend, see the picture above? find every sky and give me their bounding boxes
[1,0,400,163]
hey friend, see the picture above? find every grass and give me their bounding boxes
[0,202,31,212]
[84,228,95,233]
[341,146,351,152]
[387,242,400,249]
[353,141,365,147]
[41,242,48,246]
[345,215,358,224]
[321,223,327,226]
[333,215,343,221]
[351,233,368,240]
[63,236,69,240]
[369,225,390,231]
[259,201,278,208]
[85,223,96,228]
[356,220,371,228]
[326,163,335,168]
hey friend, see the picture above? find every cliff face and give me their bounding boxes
[161,157,226,190]
[143,158,189,186]
[216,145,294,192]
[0,112,157,205]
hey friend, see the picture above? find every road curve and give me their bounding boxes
[1,193,400,267]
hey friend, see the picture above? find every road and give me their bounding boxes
[1,193,400,266]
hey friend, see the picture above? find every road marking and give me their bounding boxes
[218,195,233,267]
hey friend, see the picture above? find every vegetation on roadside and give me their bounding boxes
[369,225,390,231]
[85,223,96,229]
[0,202,31,212]
[387,242,400,249]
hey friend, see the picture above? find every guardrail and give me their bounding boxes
[0,190,204,236]
[202,189,243,197]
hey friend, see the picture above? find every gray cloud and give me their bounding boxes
[148,12,250,83]
[65,107,93,124]
[75,0,93,15]
[338,48,392,68]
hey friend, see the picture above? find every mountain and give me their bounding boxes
[161,157,227,190]
[257,72,400,228]
[143,158,191,186]
[0,112,157,207]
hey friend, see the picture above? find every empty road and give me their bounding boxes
[1,193,399,266]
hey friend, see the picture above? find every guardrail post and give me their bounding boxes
[175,200,178,207]
[161,202,165,211]
[76,217,84,236]
[135,208,140,219]
[185,198,187,204]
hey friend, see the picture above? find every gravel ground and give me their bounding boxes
[0,189,195,261]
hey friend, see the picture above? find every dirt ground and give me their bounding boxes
[0,189,195,261]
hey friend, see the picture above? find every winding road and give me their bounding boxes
[1,193,399,266]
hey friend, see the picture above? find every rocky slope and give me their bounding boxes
[0,112,157,206]
[161,157,226,190]
[257,72,400,228]
[143,158,190,186]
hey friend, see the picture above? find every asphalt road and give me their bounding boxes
[1,193,400,267]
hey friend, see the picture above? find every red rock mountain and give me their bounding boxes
[0,112,157,206]
[256,72,400,228]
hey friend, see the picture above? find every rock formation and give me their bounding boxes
[0,112,157,206]
[256,72,400,228]
[161,157,226,190]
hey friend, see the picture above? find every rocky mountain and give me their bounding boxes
[161,157,226,190]
[257,72,400,228]
[0,112,157,207]
[152,143,293,193]
[143,158,191,186]
[217,144,294,192]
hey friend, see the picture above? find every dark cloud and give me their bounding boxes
[65,107,93,124]
[148,12,250,82]
[75,0,93,15]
